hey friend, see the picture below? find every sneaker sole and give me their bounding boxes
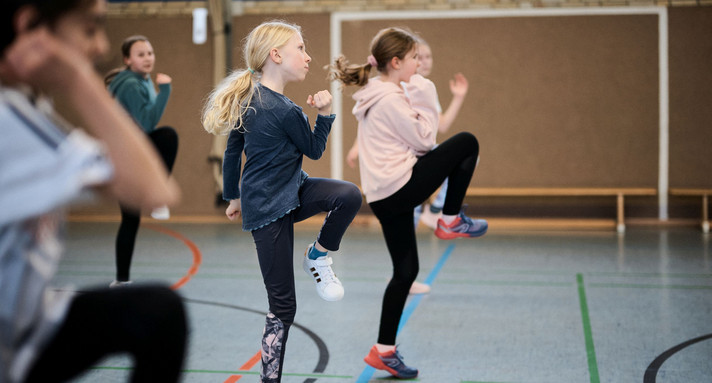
[363,354,418,379]
[435,227,488,239]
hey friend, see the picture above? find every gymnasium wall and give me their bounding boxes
[69,7,712,219]
[669,7,712,189]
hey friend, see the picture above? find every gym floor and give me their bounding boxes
[55,219,712,383]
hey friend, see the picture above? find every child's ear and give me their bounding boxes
[269,48,282,64]
[390,56,401,70]
[14,5,40,33]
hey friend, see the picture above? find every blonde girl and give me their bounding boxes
[329,27,487,379]
[202,20,361,383]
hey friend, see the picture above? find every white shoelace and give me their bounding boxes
[309,256,339,284]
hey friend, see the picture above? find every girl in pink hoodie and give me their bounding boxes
[329,27,487,379]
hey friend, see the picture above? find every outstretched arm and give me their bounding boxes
[438,72,468,133]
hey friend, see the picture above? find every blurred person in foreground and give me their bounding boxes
[0,0,187,382]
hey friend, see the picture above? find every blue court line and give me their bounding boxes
[356,243,456,383]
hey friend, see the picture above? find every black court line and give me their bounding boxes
[643,333,712,383]
[184,298,328,383]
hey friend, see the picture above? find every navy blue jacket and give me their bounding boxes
[222,84,335,231]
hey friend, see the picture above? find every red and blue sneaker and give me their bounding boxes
[435,211,488,239]
[364,345,418,379]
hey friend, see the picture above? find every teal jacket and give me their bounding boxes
[108,70,171,133]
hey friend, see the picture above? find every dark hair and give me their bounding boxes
[104,35,149,86]
[1,0,96,54]
[328,27,418,87]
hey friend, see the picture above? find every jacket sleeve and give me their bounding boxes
[115,80,171,131]
[222,128,244,200]
[283,108,335,161]
[385,75,439,155]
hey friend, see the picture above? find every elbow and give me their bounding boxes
[306,153,323,160]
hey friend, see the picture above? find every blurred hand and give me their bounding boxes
[156,73,172,84]
[346,143,359,169]
[449,73,469,98]
[0,27,94,95]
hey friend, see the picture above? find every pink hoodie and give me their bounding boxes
[352,74,439,203]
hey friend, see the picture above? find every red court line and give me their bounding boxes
[144,224,202,290]
[223,350,262,382]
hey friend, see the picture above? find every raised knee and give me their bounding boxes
[459,131,478,148]
[345,183,363,207]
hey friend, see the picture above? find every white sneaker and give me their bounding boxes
[419,205,441,230]
[151,205,170,220]
[110,280,133,288]
[303,244,344,301]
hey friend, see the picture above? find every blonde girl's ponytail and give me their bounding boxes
[202,20,302,135]
[202,69,256,135]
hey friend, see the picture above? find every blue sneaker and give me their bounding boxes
[364,345,418,379]
[435,211,488,239]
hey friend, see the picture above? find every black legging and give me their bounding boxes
[251,177,362,382]
[25,285,187,383]
[115,127,178,282]
[369,132,479,345]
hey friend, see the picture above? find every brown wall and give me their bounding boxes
[339,15,660,189]
[669,7,712,189]
[71,8,712,218]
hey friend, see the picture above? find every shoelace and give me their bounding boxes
[393,349,407,363]
[458,212,477,227]
[312,257,338,283]
[385,349,413,372]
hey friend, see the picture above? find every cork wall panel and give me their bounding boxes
[669,7,712,189]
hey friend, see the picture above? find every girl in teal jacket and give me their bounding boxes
[105,35,179,287]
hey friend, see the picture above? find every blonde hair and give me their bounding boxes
[202,20,302,135]
[328,27,417,87]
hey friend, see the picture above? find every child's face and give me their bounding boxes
[417,44,433,77]
[397,46,420,83]
[278,33,311,83]
[52,0,109,64]
[125,40,156,77]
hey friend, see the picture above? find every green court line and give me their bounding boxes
[443,268,712,279]
[577,273,600,383]
[588,282,712,290]
[438,279,573,288]
[587,271,712,278]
